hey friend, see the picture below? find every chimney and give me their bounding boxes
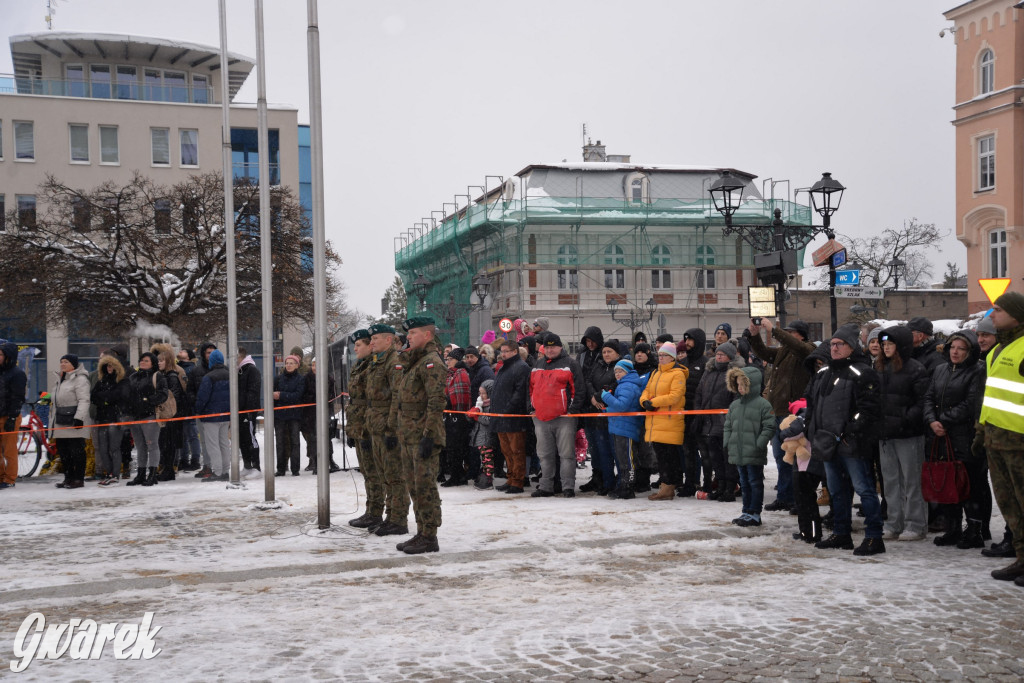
[582,139,606,162]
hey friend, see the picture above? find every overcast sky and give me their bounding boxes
[2,0,959,316]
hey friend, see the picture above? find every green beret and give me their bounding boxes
[349,329,371,343]
[403,315,435,331]
[368,323,396,336]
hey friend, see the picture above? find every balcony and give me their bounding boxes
[0,74,216,105]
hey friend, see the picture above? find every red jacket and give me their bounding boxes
[528,350,586,422]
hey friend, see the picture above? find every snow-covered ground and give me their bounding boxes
[2,438,1022,681]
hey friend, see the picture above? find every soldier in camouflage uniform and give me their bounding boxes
[363,324,410,537]
[345,329,384,529]
[393,316,448,555]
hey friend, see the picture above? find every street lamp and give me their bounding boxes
[608,296,657,339]
[412,273,431,311]
[708,171,746,220]
[886,256,907,315]
[808,172,847,333]
[472,273,492,308]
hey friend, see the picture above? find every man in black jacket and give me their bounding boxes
[908,317,943,377]
[187,341,217,473]
[491,339,532,494]
[678,329,707,496]
[576,326,603,491]
[805,324,885,556]
[237,346,261,471]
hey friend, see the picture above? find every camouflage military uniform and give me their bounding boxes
[347,356,383,518]
[364,346,409,526]
[395,338,447,539]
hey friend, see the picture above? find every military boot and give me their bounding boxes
[396,534,422,552]
[991,559,1024,582]
[957,520,984,550]
[349,514,383,529]
[402,535,439,554]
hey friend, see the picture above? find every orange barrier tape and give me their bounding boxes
[442,409,728,418]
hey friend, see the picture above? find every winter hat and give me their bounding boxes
[532,317,550,332]
[543,333,563,347]
[520,335,538,356]
[614,359,634,373]
[60,353,80,369]
[480,379,495,396]
[286,354,302,366]
[715,322,732,338]
[975,315,997,336]
[783,319,810,340]
[602,339,622,355]
[675,340,687,354]
[994,291,1024,324]
[655,333,674,344]
[633,331,648,345]
[716,342,738,360]
[831,323,861,349]
[658,342,677,357]
[633,342,652,357]
[907,316,933,336]
[208,349,225,366]
[448,347,465,361]
[464,345,480,358]
[480,330,497,346]
[867,327,882,343]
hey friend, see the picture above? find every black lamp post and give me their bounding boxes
[412,273,431,312]
[709,170,845,332]
[807,172,846,333]
[471,273,492,309]
[608,296,657,339]
[886,256,906,315]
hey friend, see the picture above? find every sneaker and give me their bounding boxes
[504,486,524,494]
[853,538,886,556]
[732,514,751,525]
[193,466,213,479]
[304,462,315,472]
[736,515,762,527]
[0,482,14,490]
[898,531,926,542]
[815,534,854,550]
[474,475,493,490]
[881,530,900,541]
[201,473,229,482]
[531,489,555,498]
[274,470,286,477]
[607,487,635,500]
[495,484,511,492]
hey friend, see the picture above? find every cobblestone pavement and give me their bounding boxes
[2,475,1023,680]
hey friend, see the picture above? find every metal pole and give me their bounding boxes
[255,0,275,501]
[307,0,331,529]
[826,221,837,334]
[218,0,241,488]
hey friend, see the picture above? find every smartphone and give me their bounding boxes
[752,317,762,325]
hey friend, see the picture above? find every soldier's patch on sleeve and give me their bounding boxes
[426,362,434,369]
[395,365,403,370]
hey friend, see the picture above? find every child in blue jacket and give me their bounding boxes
[601,360,646,499]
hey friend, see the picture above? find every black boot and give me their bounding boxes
[983,528,1016,558]
[141,467,159,487]
[125,469,146,486]
[633,468,651,493]
[579,472,603,493]
[717,481,737,503]
[934,507,963,546]
[808,519,822,543]
[957,520,985,549]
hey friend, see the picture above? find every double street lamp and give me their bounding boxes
[410,272,493,341]
[708,171,846,332]
[608,296,657,340]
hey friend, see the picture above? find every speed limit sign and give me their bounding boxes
[498,318,513,332]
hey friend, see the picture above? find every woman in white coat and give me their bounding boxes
[52,354,92,489]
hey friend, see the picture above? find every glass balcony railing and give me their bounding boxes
[233,162,280,186]
[0,74,216,104]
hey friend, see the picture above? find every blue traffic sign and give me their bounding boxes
[832,249,847,267]
[836,269,860,286]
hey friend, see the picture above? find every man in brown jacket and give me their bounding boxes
[744,318,815,511]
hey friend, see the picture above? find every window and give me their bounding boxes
[66,64,86,97]
[625,172,649,204]
[144,69,163,100]
[151,128,170,165]
[69,124,89,162]
[990,229,1007,278]
[978,135,995,191]
[116,65,138,100]
[100,197,117,230]
[557,244,578,290]
[631,178,643,203]
[603,244,625,289]
[14,121,34,160]
[697,245,716,289]
[164,71,187,103]
[180,129,198,166]
[0,195,5,232]
[17,195,36,230]
[192,74,209,104]
[90,64,111,98]
[154,199,172,234]
[980,49,994,95]
[72,197,91,232]
[99,125,119,164]
[651,245,671,289]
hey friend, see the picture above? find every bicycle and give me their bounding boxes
[17,399,58,478]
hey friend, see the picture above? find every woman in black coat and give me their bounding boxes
[875,326,931,541]
[923,329,989,548]
[125,352,168,486]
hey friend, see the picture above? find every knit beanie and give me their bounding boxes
[614,359,634,373]
[994,291,1024,325]
[286,354,302,366]
[831,323,861,349]
[480,379,495,396]
[464,346,480,358]
[208,349,225,366]
[602,339,622,354]
[60,353,79,369]
[907,316,933,336]
[480,330,497,346]
[716,341,738,360]
[715,322,732,338]
[448,347,465,361]
[633,342,652,357]
[975,315,997,336]
[658,342,677,356]
[867,328,882,343]
[532,317,550,332]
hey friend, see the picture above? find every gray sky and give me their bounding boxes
[2,0,959,316]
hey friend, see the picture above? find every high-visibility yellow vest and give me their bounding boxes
[981,335,1024,433]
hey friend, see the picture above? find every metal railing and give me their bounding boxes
[0,74,216,105]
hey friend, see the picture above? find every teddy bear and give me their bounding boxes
[779,414,811,466]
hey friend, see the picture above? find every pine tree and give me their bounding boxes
[366,275,408,328]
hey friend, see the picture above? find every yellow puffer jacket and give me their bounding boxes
[639,363,688,445]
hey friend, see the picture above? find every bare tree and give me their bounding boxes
[1,172,343,340]
[841,219,948,288]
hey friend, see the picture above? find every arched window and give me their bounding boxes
[990,228,1007,278]
[624,172,649,204]
[696,245,715,289]
[651,244,671,289]
[980,48,994,95]
[557,244,577,290]
[604,244,624,289]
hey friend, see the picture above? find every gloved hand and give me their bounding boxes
[346,435,356,448]
[385,435,398,450]
[360,439,372,452]
[971,432,985,459]
[73,419,84,428]
[601,390,612,403]
[418,437,434,460]
[641,400,655,411]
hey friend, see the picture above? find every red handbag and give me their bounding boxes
[921,435,970,504]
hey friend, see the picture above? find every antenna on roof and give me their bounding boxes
[45,0,61,30]
[582,123,587,148]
